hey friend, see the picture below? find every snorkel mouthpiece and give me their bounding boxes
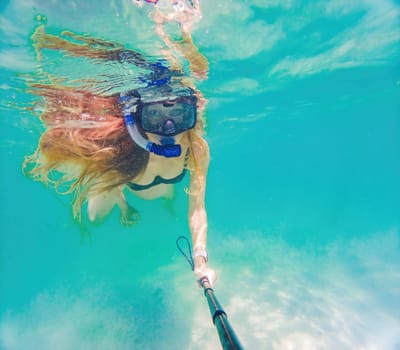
[148,142,181,158]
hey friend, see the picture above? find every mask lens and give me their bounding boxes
[140,98,196,135]
[141,104,165,131]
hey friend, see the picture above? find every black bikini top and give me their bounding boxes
[127,148,189,191]
[127,169,187,191]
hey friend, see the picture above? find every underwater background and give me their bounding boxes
[1,0,399,349]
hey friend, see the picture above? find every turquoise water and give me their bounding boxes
[1,1,400,349]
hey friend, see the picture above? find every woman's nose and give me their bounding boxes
[162,119,176,135]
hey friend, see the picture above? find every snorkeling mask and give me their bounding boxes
[120,82,197,158]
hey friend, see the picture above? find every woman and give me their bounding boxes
[24,23,215,284]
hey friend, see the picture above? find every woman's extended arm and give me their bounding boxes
[187,131,216,284]
[32,25,159,72]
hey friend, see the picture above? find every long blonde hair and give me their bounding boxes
[24,83,149,221]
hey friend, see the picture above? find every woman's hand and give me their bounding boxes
[194,254,217,286]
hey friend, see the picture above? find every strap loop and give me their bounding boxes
[176,236,194,271]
